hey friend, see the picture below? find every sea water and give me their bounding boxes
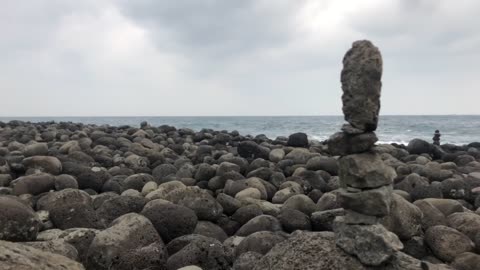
[1,115,479,145]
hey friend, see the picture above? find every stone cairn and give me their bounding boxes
[328,40,403,266]
[433,130,441,145]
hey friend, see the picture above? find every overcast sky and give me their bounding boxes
[1,0,479,116]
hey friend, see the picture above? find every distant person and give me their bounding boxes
[433,130,441,145]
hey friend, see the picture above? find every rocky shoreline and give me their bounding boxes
[0,120,479,269]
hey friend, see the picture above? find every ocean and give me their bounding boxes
[1,115,479,145]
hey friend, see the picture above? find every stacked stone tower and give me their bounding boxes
[329,40,403,266]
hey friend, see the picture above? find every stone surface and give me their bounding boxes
[0,196,41,241]
[254,231,366,270]
[86,213,162,270]
[338,185,393,216]
[338,152,396,189]
[381,194,423,240]
[0,240,85,270]
[425,225,474,262]
[328,132,378,156]
[334,220,403,266]
[341,40,382,132]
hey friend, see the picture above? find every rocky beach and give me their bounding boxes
[1,41,480,270]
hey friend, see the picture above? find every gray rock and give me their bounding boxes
[254,231,366,270]
[166,236,229,270]
[311,209,345,231]
[413,199,447,229]
[339,152,396,189]
[278,209,311,232]
[114,240,168,270]
[451,252,480,270]
[194,221,228,242]
[54,174,79,190]
[232,205,263,225]
[269,148,285,163]
[235,231,286,257]
[328,132,378,156]
[236,215,282,237]
[216,193,241,216]
[287,132,309,147]
[22,239,79,261]
[282,194,316,215]
[164,186,223,221]
[341,40,382,132]
[22,156,62,175]
[86,213,162,270]
[305,156,338,175]
[425,225,474,262]
[13,173,55,195]
[0,196,41,241]
[407,139,432,155]
[23,143,48,157]
[0,240,85,270]
[141,200,198,243]
[233,251,263,270]
[334,221,403,266]
[381,194,423,240]
[338,185,393,216]
[446,212,480,242]
[96,195,147,225]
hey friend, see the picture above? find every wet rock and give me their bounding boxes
[341,40,382,132]
[0,196,41,241]
[238,141,269,160]
[407,139,432,155]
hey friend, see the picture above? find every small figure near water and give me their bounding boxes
[433,130,441,145]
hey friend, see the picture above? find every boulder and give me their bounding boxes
[328,132,378,156]
[269,148,285,163]
[22,239,79,261]
[446,212,480,241]
[141,200,198,243]
[0,196,41,241]
[194,221,228,242]
[95,195,147,225]
[338,185,393,216]
[86,213,162,270]
[235,231,286,257]
[341,40,382,132]
[164,186,223,221]
[233,251,263,270]
[22,156,62,175]
[381,194,423,240]
[451,252,480,270]
[236,215,282,237]
[0,240,85,270]
[254,231,366,270]
[407,139,432,155]
[287,133,309,147]
[425,225,474,262]
[334,221,403,266]
[13,173,55,195]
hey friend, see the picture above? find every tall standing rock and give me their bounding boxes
[341,40,383,132]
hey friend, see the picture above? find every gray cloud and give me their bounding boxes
[0,0,479,116]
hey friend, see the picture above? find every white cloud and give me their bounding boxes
[0,0,479,116]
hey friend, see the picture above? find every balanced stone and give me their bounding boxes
[328,131,378,156]
[341,40,383,132]
[339,152,396,189]
[338,185,393,217]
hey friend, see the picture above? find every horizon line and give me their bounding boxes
[1,114,480,118]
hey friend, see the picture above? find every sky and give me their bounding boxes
[1,0,480,116]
